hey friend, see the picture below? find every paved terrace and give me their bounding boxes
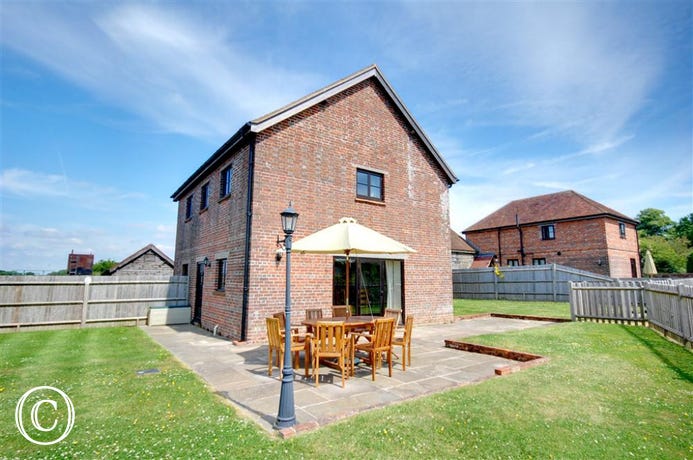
[142,317,557,436]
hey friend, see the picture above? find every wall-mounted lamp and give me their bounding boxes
[203,256,211,267]
[596,259,603,266]
[275,247,284,262]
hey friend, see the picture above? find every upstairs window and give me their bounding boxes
[220,165,233,198]
[541,224,555,240]
[356,169,383,201]
[619,222,626,238]
[200,182,210,211]
[185,195,194,220]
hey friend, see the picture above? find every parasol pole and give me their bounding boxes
[345,249,351,312]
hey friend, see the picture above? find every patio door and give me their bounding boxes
[333,257,402,316]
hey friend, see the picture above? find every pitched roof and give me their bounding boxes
[107,244,173,274]
[450,229,476,253]
[464,190,637,232]
[172,64,457,200]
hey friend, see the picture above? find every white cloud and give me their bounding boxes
[1,3,324,138]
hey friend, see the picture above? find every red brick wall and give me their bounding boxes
[174,78,454,342]
[465,217,640,278]
[173,143,251,339]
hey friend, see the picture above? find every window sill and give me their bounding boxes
[218,193,231,204]
[214,289,225,295]
[355,197,385,206]
[199,207,208,215]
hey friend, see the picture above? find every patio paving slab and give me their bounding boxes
[142,316,556,435]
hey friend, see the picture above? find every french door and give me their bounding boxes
[333,257,403,316]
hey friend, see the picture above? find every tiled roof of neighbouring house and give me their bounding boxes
[464,190,637,232]
[450,229,476,253]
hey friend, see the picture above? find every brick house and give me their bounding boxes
[463,190,641,278]
[106,244,173,277]
[171,65,458,342]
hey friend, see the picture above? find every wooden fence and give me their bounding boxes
[453,264,611,302]
[570,280,693,345]
[0,275,189,331]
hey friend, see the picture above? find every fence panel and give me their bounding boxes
[453,264,611,302]
[569,280,693,344]
[0,275,189,330]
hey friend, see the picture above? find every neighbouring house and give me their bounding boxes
[451,229,476,269]
[463,190,641,278]
[171,65,458,342]
[105,244,174,277]
[67,251,93,275]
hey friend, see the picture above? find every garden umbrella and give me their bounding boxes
[643,249,657,277]
[292,217,416,306]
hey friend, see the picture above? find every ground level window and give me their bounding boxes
[181,263,189,276]
[216,258,227,291]
[532,258,546,265]
[507,259,519,266]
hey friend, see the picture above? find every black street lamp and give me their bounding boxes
[275,202,299,429]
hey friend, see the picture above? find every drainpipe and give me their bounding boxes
[516,214,526,265]
[496,228,502,264]
[240,134,256,342]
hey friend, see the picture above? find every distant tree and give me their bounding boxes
[640,236,688,273]
[0,270,32,276]
[92,259,118,275]
[672,213,693,247]
[48,269,68,276]
[636,208,675,237]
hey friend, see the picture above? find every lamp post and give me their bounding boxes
[275,202,299,429]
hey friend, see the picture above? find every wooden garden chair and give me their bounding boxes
[392,315,414,371]
[266,317,304,376]
[304,308,323,334]
[331,305,350,318]
[353,317,395,381]
[308,321,352,388]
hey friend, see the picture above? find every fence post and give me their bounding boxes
[493,268,498,300]
[569,282,576,321]
[81,276,92,327]
[552,264,557,302]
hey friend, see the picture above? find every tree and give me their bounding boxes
[636,208,675,237]
[672,213,693,247]
[639,235,688,273]
[92,259,118,275]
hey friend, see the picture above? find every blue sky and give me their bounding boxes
[1,1,691,272]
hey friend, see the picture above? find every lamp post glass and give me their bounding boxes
[276,203,298,429]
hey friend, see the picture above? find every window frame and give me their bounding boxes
[185,194,194,220]
[532,258,547,265]
[356,168,384,202]
[200,182,210,211]
[541,224,556,241]
[619,222,627,239]
[507,259,520,266]
[216,258,227,291]
[220,165,233,199]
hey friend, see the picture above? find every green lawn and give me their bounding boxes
[454,298,572,318]
[1,303,691,459]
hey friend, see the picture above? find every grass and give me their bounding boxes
[454,298,572,318]
[1,301,691,459]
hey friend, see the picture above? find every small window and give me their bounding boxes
[220,165,233,198]
[356,169,383,201]
[619,222,626,238]
[216,258,227,291]
[532,258,546,265]
[185,195,194,219]
[507,259,519,266]
[181,264,189,277]
[200,182,210,211]
[541,224,555,240]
